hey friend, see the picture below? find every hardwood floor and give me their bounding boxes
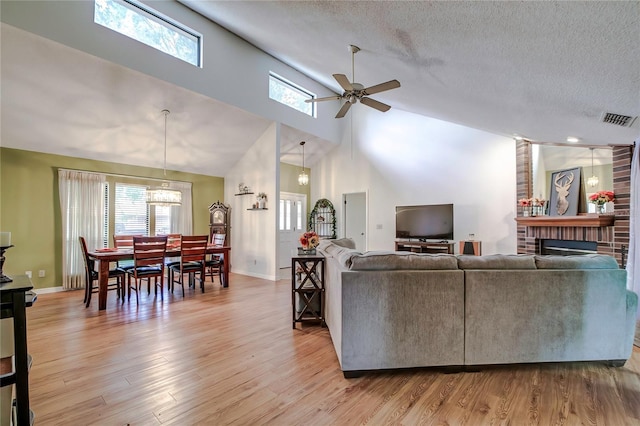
[25,275,640,425]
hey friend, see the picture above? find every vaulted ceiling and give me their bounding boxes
[182,0,640,146]
[2,1,638,178]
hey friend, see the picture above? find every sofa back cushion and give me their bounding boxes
[349,252,459,270]
[318,240,361,268]
[534,254,619,269]
[457,254,537,270]
[331,238,357,249]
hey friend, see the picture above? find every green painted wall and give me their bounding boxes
[280,162,311,213]
[0,147,224,289]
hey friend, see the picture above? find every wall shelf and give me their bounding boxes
[247,208,268,211]
[234,192,254,196]
[515,214,615,227]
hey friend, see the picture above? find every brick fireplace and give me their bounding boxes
[515,142,634,267]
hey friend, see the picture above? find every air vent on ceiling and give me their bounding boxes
[601,112,637,127]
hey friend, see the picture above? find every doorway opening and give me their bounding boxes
[343,192,367,251]
[278,192,307,278]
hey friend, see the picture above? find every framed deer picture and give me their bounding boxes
[548,167,582,216]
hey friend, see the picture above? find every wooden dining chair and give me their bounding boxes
[79,236,125,307]
[205,233,225,286]
[113,234,143,270]
[126,236,168,304]
[159,233,182,266]
[167,235,208,296]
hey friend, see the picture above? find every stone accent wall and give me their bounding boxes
[516,142,634,267]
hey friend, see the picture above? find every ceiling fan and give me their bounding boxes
[306,45,401,119]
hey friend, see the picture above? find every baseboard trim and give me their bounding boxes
[33,286,68,294]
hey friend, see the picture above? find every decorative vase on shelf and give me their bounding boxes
[596,204,606,214]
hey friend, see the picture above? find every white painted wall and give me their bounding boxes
[313,107,517,254]
[0,0,343,145]
[225,123,279,280]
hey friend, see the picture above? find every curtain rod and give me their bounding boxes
[57,167,191,184]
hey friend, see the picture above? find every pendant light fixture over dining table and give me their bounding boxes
[146,109,182,206]
[298,141,309,186]
[587,147,599,188]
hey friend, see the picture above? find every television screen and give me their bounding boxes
[395,204,454,240]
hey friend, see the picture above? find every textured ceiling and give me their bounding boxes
[181,0,640,146]
[2,2,638,179]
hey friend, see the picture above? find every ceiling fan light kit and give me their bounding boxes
[306,44,401,118]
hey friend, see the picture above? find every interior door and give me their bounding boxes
[344,192,366,251]
[279,192,307,268]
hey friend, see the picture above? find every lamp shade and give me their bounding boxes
[146,183,182,206]
[298,171,309,186]
[298,141,309,186]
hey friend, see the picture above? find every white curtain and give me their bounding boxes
[628,140,639,318]
[171,181,193,235]
[58,170,106,290]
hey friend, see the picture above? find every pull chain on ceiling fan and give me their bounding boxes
[306,45,401,119]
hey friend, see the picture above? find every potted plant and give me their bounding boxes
[298,231,319,255]
[588,190,615,214]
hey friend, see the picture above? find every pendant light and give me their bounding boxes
[146,109,182,206]
[298,141,309,186]
[587,148,599,188]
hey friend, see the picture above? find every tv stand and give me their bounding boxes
[395,240,455,254]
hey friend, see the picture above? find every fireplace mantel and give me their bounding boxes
[515,215,615,228]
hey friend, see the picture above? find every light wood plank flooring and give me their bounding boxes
[24,274,640,425]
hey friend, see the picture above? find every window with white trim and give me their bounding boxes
[269,72,316,117]
[114,183,149,236]
[94,0,202,67]
[113,183,180,237]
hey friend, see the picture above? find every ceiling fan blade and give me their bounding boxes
[305,95,342,103]
[363,79,401,96]
[360,97,392,112]
[333,74,354,92]
[335,101,352,118]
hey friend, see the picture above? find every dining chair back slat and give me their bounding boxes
[113,234,143,270]
[126,236,168,304]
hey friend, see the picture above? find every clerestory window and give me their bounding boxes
[94,0,202,67]
[269,72,316,117]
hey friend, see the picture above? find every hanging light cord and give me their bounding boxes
[162,109,170,178]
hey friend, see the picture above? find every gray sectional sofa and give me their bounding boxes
[317,239,638,378]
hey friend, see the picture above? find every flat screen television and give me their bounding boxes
[395,204,454,240]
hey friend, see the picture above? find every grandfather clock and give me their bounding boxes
[208,201,230,245]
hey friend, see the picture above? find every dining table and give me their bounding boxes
[87,244,231,310]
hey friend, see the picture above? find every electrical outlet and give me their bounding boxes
[39,270,46,278]
[25,271,32,278]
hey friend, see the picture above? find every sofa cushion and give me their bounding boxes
[534,254,619,269]
[349,251,459,270]
[332,238,357,249]
[457,254,536,270]
[318,240,361,268]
